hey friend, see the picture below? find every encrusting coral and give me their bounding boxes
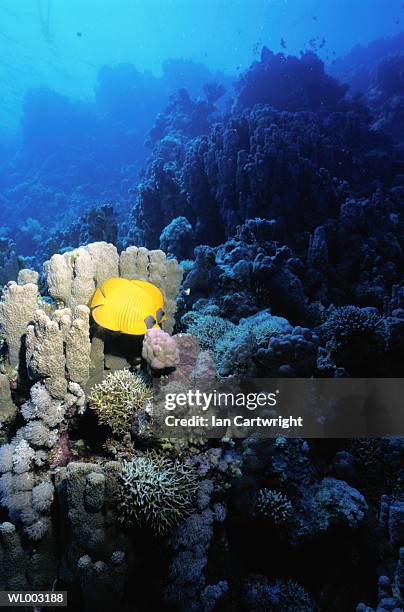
[88,369,152,436]
[118,451,199,535]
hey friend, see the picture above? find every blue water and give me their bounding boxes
[0,0,403,260]
[1,0,403,131]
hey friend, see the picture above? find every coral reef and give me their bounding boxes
[159,216,195,260]
[243,575,314,612]
[164,478,228,611]
[0,37,402,610]
[0,238,21,286]
[234,47,348,112]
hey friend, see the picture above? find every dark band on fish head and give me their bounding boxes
[145,315,156,329]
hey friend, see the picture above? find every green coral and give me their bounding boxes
[88,369,152,436]
[118,451,198,535]
[255,488,293,524]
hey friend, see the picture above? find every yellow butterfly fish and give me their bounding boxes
[91,277,166,335]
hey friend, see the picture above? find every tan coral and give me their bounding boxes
[26,310,67,398]
[44,248,95,310]
[26,307,91,399]
[17,269,39,286]
[86,242,119,286]
[119,246,150,282]
[44,243,120,310]
[0,282,39,367]
[0,373,17,425]
[44,242,182,331]
[65,305,91,385]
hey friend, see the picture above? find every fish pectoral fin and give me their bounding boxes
[131,279,164,308]
[102,277,133,299]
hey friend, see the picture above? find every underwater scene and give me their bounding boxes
[0,0,404,610]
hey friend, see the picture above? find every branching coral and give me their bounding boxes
[321,306,385,345]
[255,488,293,524]
[320,305,386,373]
[216,312,284,363]
[88,369,152,436]
[118,451,198,535]
[182,312,236,354]
[243,575,314,612]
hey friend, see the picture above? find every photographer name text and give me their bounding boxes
[164,414,303,429]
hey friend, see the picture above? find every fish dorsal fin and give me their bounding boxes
[91,287,106,309]
[101,277,133,299]
[131,280,164,309]
[131,279,167,321]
